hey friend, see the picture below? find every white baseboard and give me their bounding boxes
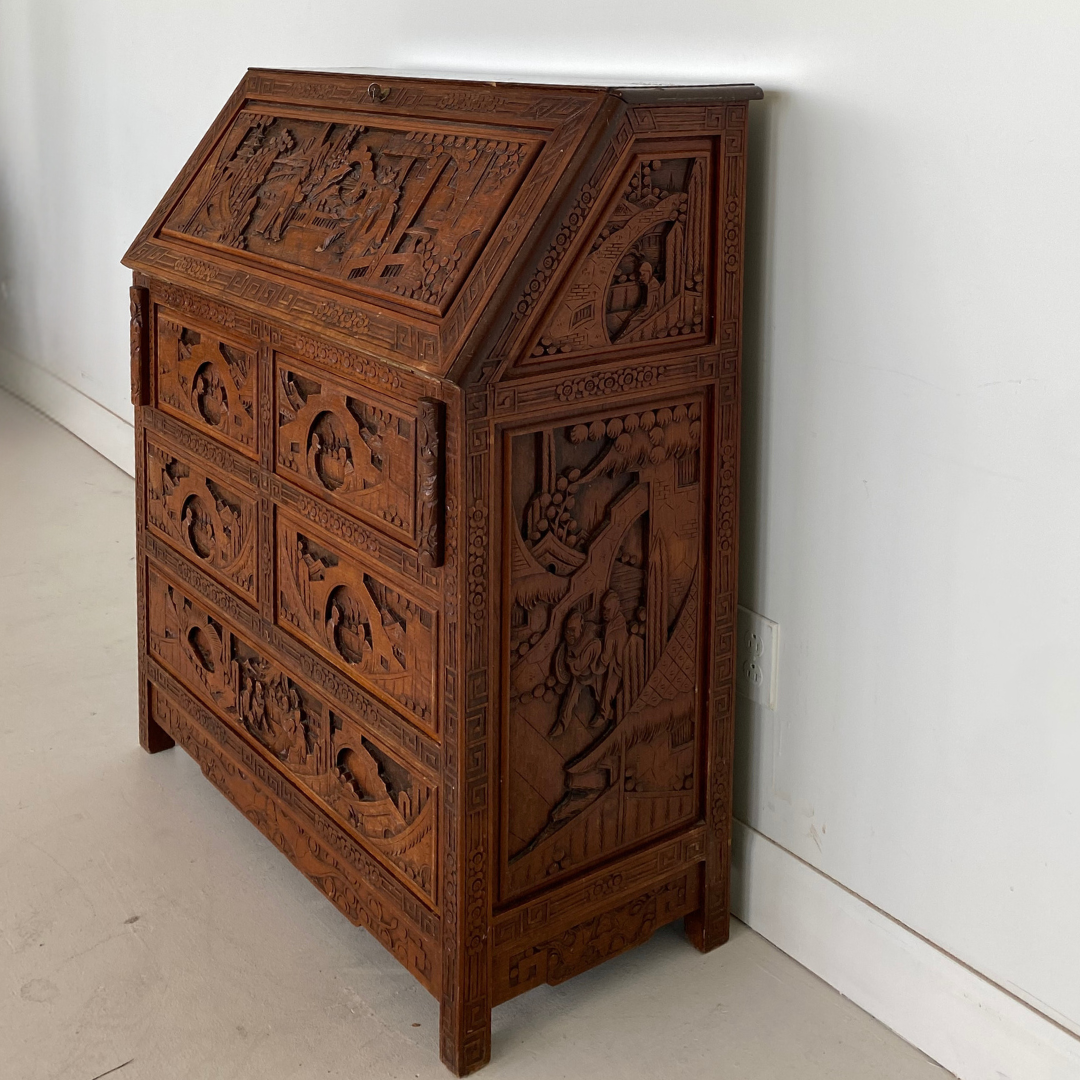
[731,820,1080,1080]
[0,347,134,477]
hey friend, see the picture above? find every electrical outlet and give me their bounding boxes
[736,606,778,709]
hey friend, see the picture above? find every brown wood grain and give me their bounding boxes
[124,69,758,1076]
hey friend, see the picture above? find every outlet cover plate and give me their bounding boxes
[736,605,778,709]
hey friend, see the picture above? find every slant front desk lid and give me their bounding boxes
[124,69,761,379]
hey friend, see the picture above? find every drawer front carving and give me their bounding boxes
[275,357,444,563]
[156,308,258,457]
[147,563,438,902]
[503,398,705,900]
[147,564,328,777]
[327,712,437,899]
[276,512,438,730]
[146,437,257,603]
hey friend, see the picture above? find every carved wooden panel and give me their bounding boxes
[146,437,257,603]
[276,511,438,730]
[327,711,437,900]
[163,110,541,314]
[147,563,328,776]
[156,308,258,457]
[128,71,760,1077]
[494,871,698,1003]
[503,399,704,899]
[529,148,710,361]
[275,355,443,561]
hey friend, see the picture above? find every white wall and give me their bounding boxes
[2,1,1078,1073]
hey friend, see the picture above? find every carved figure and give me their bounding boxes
[550,611,603,736]
[507,402,704,895]
[533,156,708,356]
[167,112,535,307]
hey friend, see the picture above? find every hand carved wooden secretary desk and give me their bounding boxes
[123,68,761,1075]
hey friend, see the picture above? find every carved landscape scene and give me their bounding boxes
[276,514,438,728]
[156,313,257,456]
[146,439,257,602]
[504,400,705,898]
[165,110,540,310]
[531,154,710,359]
[327,712,437,898]
[147,564,327,776]
[276,360,416,540]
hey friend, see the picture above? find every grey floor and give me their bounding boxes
[0,388,952,1080]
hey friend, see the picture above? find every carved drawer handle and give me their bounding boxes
[416,399,445,568]
[130,286,150,407]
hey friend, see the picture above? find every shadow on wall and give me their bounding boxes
[732,93,778,842]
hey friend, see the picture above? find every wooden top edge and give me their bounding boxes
[611,84,764,103]
[250,67,764,101]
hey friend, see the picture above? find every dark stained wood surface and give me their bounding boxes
[124,67,758,1076]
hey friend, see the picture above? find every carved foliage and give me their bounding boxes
[532,153,709,358]
[146,439,257,601]
[328,713,436,899]
[156,311,257,456]
[276,514,438,728]
[165,110,540,310]
[276,359,418,542]
[147,565,326,774]
[504,401,704,898]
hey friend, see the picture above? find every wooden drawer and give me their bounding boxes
[275,509,439,733]
[325,711,437,899]
[146,560,438,903]
[155,306,259,458]
[145,434,258,605]
[274,353,444,564]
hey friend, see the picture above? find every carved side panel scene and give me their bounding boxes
[156,310,258,457]
[530,151,710,360]
[504,400,705,899]
[327,712,437,899]
[276,512,438,729]
[146,438,257,603]
[275,358,417,542]
[163,111,541,311]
